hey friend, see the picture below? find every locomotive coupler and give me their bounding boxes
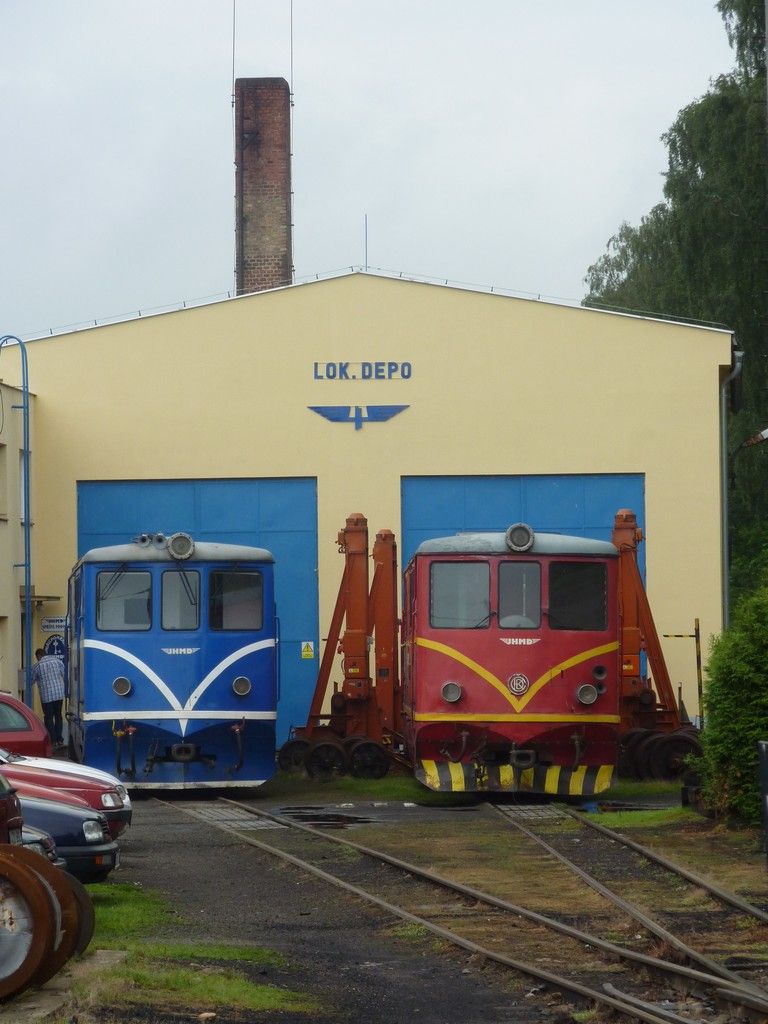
[508,744,536,769]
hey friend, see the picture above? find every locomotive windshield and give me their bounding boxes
[548,561,607,630]
[498,562,540,628]
[209,570,263,630]
[96,571,151,631]
[162,570,200,630]
[430,562,490,629]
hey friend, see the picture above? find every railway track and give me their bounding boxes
[158,797,768,1024]
[493,804,768,990]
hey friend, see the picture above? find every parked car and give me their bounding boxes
[19,793,119,883]
[1,763,131,838]
[21,824,66,869]
[0,770,23,845]
[0,746,132,815]
[0,692,52,757]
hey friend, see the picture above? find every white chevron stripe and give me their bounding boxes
[83,638,277,736]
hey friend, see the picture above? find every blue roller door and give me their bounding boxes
[401,474,645,572]
[77,478,318,743]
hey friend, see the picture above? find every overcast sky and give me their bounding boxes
[1,1,736,339]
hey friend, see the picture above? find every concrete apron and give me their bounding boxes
[0,950,126,1022]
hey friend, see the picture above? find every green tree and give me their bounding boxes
[699,581,768,823]
[584,0,768,604]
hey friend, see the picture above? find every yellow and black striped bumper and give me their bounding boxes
[415,760,614,796]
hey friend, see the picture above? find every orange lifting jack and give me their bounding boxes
[277,514,403,778]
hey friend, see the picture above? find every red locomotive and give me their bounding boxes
[278,510,698,794]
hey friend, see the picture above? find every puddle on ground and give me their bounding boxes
[278,806,376,829]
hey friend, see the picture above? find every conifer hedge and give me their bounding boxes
[700,585,768,824]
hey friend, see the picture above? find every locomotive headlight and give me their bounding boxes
[168,532,195,560]
[232,676,252,696]
[576,683,599,706]
[505,522,535,552]
[112,676,132,697]
[441,681,463,704]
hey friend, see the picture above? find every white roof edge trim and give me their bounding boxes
[416,532,618,557]
[22,268,733,344]
[76,541,274,567]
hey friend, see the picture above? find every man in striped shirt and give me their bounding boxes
[31,648,65,749]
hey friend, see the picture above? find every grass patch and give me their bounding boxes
[86,881,173,944]
[135,941,286,965]
[589,807,700,829]
[88,881,287,964]
[599,778,681,801]
[74,947,322,1016]
[389,921,431,942]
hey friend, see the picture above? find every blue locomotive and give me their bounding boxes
[66,532,278,788]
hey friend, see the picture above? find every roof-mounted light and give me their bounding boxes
[168,532,195,560]
[505,523,535,552]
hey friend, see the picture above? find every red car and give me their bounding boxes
[0,692,52,757]
[1,763,131,839]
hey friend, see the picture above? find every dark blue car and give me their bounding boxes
[20,794,119,882]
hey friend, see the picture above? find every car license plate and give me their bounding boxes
[9,829,22,845]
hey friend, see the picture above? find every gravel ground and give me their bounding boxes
[107,795,559,1024]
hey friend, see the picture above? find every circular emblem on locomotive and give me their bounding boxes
[507,673,530,695]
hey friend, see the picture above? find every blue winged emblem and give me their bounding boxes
[309,405,409,430]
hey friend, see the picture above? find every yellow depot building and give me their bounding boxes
[0,271,734,734]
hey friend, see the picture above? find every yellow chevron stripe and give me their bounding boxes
[499,765,514,788]
[415,637,619,712]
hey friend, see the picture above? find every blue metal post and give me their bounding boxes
[0,336,32,705]
[759,741,768,857]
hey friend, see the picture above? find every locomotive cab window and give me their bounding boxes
[209,571,263,631]
[498,562,540,628]
[548,562,607,631]
[96,571,151,631]
[162,570,200,631]
[430,562,490,629]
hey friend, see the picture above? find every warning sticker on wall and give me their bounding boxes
[301,641,315,660]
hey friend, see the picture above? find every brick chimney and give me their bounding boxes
[234,78,293,294]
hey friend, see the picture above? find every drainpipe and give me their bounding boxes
[720,343,743,629]
[0,336,32,705]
